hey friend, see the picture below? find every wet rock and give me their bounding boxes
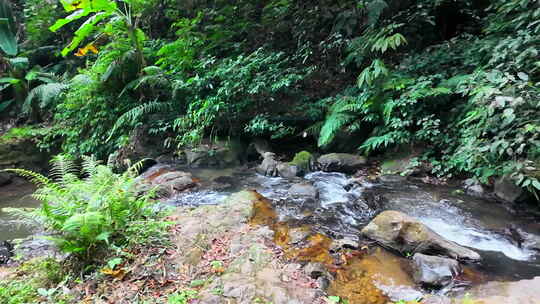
[316,277,330,290]
[463,178,485,196]
[421,295,452,304]
[256,152,280,177]
[494,176,523,203]
[504,226,540,252]
[0,241,12,264]
[256,152,299,178]
[289,151,315,175]
[379,174,408,183]
[361,211,481,261]
[303,262,332,285]
[139,164,197,196]
[277,162,298,179]
[153,171,196,191]
[411,253,460,287]
[460,276,540,304]
[329,237,358,252]
[12,236,64,262]
[317,153,367,173]
[0,172,11,186]
[288,183,318,199]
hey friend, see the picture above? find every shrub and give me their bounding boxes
[4,154,170,261]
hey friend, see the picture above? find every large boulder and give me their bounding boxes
[411,253,460,287]
[361,211,481,261]
[494,176,524,203]
[317,153,367,173]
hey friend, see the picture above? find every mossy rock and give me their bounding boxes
[289,151,313,174]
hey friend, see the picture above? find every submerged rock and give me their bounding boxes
[317,153,367,173]
[288,183,318,199]
[361,211,481,261]
[411,253,460,287]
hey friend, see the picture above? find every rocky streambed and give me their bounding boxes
[2,157,540,303]
[147,163,540,303]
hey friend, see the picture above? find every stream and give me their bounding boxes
[2,165,540,301]
[166,167,540,298]
[0,181,39,241]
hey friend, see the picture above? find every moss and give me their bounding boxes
[0,126,38,143]
[289,151,313,172]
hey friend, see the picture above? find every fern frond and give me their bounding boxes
[107,101,174,141]
[2,168,52,187]
[50,154,79,184]
[125,158,152,177]
[81,155,101,177]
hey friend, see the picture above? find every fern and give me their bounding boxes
[49,154,78,185]
[318,97,358,147]
[107,101,174,141]
[4,155,167,260]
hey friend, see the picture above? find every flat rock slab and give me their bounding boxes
[173,190,325,304]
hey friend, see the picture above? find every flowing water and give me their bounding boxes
[165,167,540,292]
[0,181,39,241]
[4,164,540,300]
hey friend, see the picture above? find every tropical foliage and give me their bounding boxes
[4,155,169,260]
[0,0,538,195]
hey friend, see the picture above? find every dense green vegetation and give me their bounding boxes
[0,0,539,193]
[5,155,169,261]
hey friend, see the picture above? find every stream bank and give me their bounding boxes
[1,147,540,303]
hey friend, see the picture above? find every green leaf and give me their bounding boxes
[60,12,111,56]
[0,77,20,84]
[0,99,14,112]
[0,0,17,55]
